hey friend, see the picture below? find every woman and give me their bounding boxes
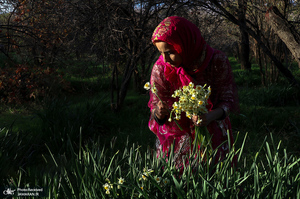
[147,16,239,167]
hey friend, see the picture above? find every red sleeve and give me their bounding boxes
[209,52,239,116]
[148,60,173,112]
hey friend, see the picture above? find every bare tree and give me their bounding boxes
[201,0,299,87]
[0,0,73,65]
[100,0,163,111]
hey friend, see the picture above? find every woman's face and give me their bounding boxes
[155,41,182,68]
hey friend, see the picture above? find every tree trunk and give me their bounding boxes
[238,0,251,71]
[118,60,135,110]
[256,43,265,86]
[266,6,300,69]
[111,62,119,111]
[115,44,153,110]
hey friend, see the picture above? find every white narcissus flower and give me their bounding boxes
[143,168,154,173]
[103,183,111,190]
[208,86,212,96]
[163,178,170,185]
[155,176,162,183]
[151,87,157,94]
[186,112,192,119]
[173,102,178,109]
[196,119,202,125]
[191,94,196,100]
[198,100,204,105]
[144,82,150,90]
[196,85,202,91]
[118,177,125,184]
[144,81,159,94]
[141,168,153,180]
[141,174,147,181]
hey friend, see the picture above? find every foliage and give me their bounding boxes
[2,133,300,198]
[1,0,71,65]
[0,65,70,104]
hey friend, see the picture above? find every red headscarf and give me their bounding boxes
[151,16,214,74]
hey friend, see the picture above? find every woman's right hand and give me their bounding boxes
[154,101,169,120]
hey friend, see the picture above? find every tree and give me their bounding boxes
[0,0,71,65]
[238,0,252,71]
[266,6,300,69]
[203,0,299,87]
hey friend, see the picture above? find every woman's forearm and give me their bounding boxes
[206,108,225,123]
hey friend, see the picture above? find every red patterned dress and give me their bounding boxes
[147,16,239,166]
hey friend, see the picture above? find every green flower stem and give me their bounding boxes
[193,126,212,154]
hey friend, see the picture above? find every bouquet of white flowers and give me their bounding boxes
[169,82,212,152]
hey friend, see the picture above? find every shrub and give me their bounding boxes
[0,65,71,104]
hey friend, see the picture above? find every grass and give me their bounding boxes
[2,131,300,198]
[0,57,300,197]
[229,57,300,146]
[0,112,39,133]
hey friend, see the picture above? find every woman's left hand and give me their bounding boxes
[192,114,209,127]
[192,108,225,127]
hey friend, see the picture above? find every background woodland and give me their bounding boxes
[0,0,299,109]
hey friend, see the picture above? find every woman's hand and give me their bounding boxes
[192,108,225,126]
[192,114,209,127]
[154,101,169,120]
